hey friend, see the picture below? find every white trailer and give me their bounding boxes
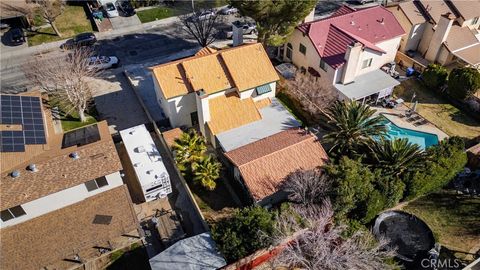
[120,124,172,202]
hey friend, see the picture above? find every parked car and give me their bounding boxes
[117,0,135,16]
[61,32,97,49]
[220,22,257,39]
[87,56,119,70]
[104,2,119,18]
[218,5,238,15]
[187,10,215,21]
[9,28,25,46]
[353,0,376,4]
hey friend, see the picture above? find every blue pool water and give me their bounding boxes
[381,118,439,150]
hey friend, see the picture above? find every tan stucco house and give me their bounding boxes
[388,0,480,67]
[151,44,302,152]
[282,5,405,103]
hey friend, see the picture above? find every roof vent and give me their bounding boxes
[11,170,20,178]
[146,169,154,175]
[377,17,385,24]
[129,129,136,135]
[27,164,38,172]
[134,162,142,167]
[70,152,80,160]
[350,21,355,25]
[136,146,145,153]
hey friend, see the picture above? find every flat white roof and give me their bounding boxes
[120,124,168,187]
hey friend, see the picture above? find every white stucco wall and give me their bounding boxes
[0,172,124,228]
[356,37,402,77]
[165,93,197,128]
[460,16,480,29]
[418,23,435,56]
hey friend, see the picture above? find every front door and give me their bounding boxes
[190,111,199,126]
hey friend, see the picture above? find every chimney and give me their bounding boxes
[232,21,243,47]
[425,12,454,62]
[302,6,316,24]
[341,42,363,84]
[195,89,210,135]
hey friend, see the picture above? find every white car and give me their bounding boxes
[218,5,238,15]
[87,56,119,70]
[104,2,119,18]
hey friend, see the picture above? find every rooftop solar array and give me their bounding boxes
[1,95,46,152]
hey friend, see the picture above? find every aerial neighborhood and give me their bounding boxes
[0,1,479,270]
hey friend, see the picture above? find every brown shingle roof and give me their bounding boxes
[398,1,427,25]
[450,0,480,20]
[0,185,138,270]
[418,0,456,23]
[151,43,279,99]
[445,24,479,52]
[224,129,329,201]
[207,91,262,135]
[0,121,122,209]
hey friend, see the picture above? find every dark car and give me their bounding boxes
[117,0,136,17]
[61,32,96,49]
[9,28,25,46]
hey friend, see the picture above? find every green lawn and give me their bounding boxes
[393,79,480,139]
[136,7,176,23]
[27,5,93,46]
[48,97,97,132]
[402,190,480,258]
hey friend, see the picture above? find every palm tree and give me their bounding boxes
[192,155,221,190]
[369,138,427,177]
[323,101,387,157]
[172,129,207,170]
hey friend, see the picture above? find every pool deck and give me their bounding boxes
[373,105,449,142]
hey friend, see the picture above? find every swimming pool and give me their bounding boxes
[381,117,439,150]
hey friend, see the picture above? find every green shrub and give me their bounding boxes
[448,67,480,100]
[210,206,275,262]
[404,137,467,199]
[422,64,448,91]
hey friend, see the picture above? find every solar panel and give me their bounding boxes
[0,94,46,153]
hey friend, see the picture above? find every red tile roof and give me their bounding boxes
[224,129,329,201]
[298,5,405,69]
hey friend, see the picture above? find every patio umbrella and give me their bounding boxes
[412,101,418,112]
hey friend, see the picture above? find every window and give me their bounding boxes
[362,58,373,69]
[473,17,479,25]
[286,43,293,60]
[256,84,272,95]
[85,176,109,192]
[1,205,26,222]
[319,59,327,71]
[299,43,306,55]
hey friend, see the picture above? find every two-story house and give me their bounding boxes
[153,44,329,205]
[283,5,405,103]
[0,93,139,270]
[388,0,480,67]
[152,43,302,151]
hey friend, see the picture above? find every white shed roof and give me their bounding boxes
[149,232,227,270]
[335,69,400,100]
[119,124,168,187]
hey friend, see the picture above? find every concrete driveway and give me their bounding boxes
[90,69,150,134]
[109,14,141,30]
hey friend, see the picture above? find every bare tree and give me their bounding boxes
[180,9,222,47]
[25,47,98,122]
[281,169,332,205]
[1,0,65,36]
[35,0,65,37]
[282,73,338,122]
[272,202,397,270]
